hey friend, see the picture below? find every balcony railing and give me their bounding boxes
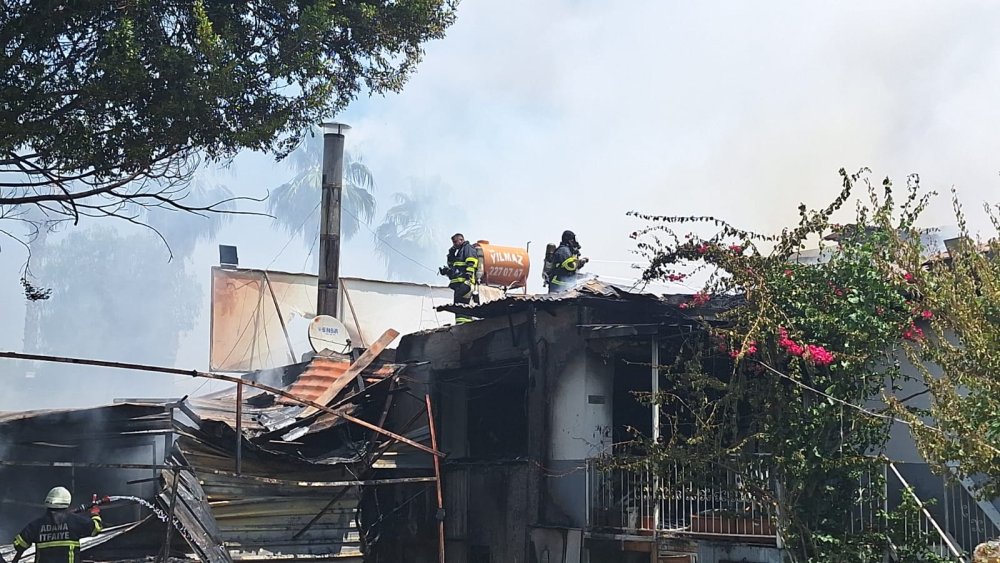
[586,457,978,561]
[586,457,777,542]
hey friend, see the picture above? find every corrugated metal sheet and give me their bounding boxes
[436,279,743,322]
[277,356,394,406]
[172,433,364,561]
[436,279,662,318]
[185,356,400,444]
[0,403,172,434]
[163,342,416,561]
[161,464,232,563]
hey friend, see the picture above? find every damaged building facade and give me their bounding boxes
[4,272,997,562]
[388,280,780,563]
[0,275,769,563]
[389,279,1000,562]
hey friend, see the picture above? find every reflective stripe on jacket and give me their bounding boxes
[446,242,480,284]
[14,510,101,563]
[550,243,581,280]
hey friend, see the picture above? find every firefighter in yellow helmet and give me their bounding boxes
[438,233,480,324]
[11,487,103,563]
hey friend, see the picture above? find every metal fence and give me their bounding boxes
[586,457,777,540]
[940,472,1000,558]
[586,457,987,562]
[888,463,966,562]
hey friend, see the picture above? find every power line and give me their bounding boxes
[267,201,321,270]
[214,201,319,373]
[342,207,437,274]
[750,359,1000,456]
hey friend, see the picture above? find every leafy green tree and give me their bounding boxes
[372,179,459,282]
[0,0,456,245]
[267,130,377,267]
[629,169,946,561]
[884,194,1000,498]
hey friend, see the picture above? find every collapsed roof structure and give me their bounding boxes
[0,345,445,562]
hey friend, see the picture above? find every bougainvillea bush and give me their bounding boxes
[885,193,1000,500]
[627,169,949,561]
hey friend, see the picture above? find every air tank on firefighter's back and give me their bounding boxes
[474,240,530,290]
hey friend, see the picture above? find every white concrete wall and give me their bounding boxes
[550,353,614,461]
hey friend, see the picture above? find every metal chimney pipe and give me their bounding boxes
[317,122,350,318]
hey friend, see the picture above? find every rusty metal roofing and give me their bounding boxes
[277,356,394,406]
[432,279,744,325]
[185,356,401,440]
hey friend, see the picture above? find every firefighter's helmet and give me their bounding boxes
[44,486,72,509]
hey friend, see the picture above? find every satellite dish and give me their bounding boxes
[308,315,352,355]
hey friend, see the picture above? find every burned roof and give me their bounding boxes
[436,279,742,322]
[436,279,663,317]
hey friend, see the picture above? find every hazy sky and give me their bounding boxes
[3,0,1000,406]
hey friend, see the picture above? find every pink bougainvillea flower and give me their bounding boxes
[783,269,793,278]
[679,302,690,310]
[921,310,933,320]
[903,322,925,341]
[729,244,743,254]
[696,243,709,255]
[778,328,805,357]
[805,344,835,367]
[903,272,915,283]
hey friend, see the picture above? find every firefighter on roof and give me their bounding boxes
[11,487,103,563]
[547,230,588,293]
[439,232,480,324]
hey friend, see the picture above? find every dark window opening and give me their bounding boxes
[458,363,529,459]
[611,334,755,455]
[612,349,653,450]
[469,545,491,563]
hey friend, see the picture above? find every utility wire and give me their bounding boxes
[342,207,437,274]
[215,201,320,373]
[267,201,321,270]
[750,359,1000,456]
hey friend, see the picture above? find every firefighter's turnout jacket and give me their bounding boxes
[446,241,479,286]
[548,242,583,293]
[13,510,102,563]
[445,241,480,323]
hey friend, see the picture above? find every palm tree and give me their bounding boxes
[373,179,460,282]
[267,129,377,266]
